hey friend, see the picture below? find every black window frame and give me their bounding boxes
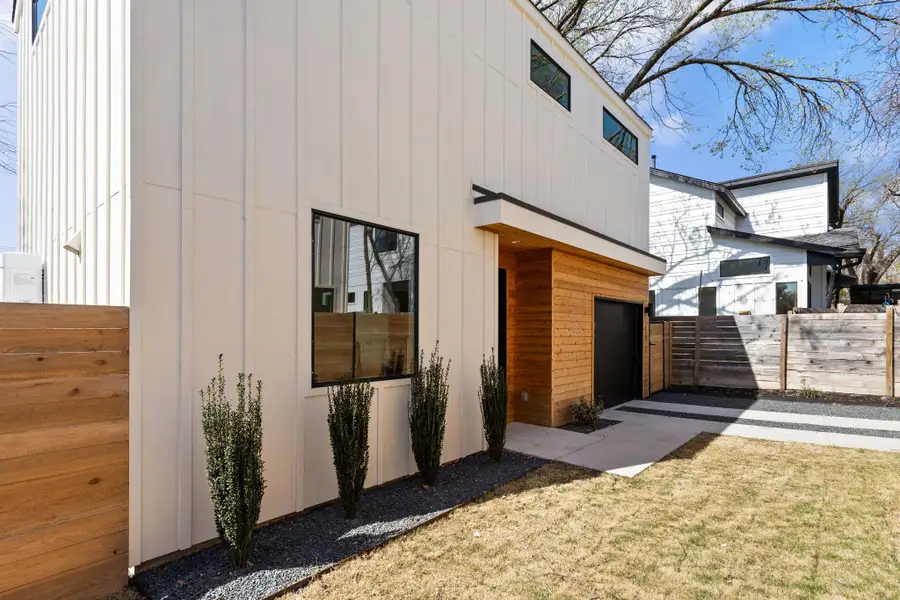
[530,40,571,111]
[602,108,639,165]
[716,202,725,219]
[310,210,419,388]
[719,256,771,278]
[776,281,798,315]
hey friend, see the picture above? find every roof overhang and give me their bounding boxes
[707,225,865,259]
[722,161,840,228]
[473,185,666,276]
[650,168,747,217]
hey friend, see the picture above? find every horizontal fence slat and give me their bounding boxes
[0,441,129,488]
[0,375,128,407]
[0,304,128,330]
[0,395,127,435]
[0,352,128,382]
[0,553,128,600]
[0,420,128,462]
[0,329,129,354]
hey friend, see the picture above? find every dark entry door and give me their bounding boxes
[593,299,640,407]
[498,268,507,372]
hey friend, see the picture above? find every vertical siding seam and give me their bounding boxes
[92,0,98,305]
[294,0,304,513]
[105,0,112,304]
[375,0,381,218]
[128,0,144,564]
[62,0,69,303]
[80,0,88,304]
[177,0,195,552]
[120,0,127,305]
[244,0,256,376]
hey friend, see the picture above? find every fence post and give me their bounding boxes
[693,317,702,386]
[780,314,789,392]
[665,322,673,389]
[887,308,895,397]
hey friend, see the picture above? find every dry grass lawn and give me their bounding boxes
[285,434,900,600]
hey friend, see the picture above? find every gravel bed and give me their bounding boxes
[619,405,900,438]
[666,386,899,410]
[559,418,621,435]
[653,391,900,421]
[135,451,545,600]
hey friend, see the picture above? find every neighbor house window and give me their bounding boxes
[776,282,798,315]
[719,256,770,278]
[603,109,638,164]
[530,41,570,110]
[716,202,725,219]
[699,286,717,317]
[311,212,418,385]
[33,0,49,41]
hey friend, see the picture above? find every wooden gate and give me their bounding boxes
[648,322,672,394]
[0,303,129,600]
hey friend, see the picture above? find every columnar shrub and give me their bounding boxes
[409,343,450,485]
[327,376,374,518]
[200,355,265,568]
[478,351,508,462]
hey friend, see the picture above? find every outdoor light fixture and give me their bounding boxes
[63,230,82,258]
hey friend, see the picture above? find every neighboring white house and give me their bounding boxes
[14,0,665,566]
[649,162,865,316]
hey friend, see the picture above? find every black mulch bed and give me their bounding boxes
[135,451,546,600]
[559,418,621,435]
[667,385,900,409]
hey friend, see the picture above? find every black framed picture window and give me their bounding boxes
[719,256,771,278]
[530,41,571,110]
[311,212,418,386]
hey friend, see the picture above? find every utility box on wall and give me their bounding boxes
[0,252,43,303]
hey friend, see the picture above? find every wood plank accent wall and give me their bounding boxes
[509,250,554,427]
[659,313,892,396]
[0,303,129,600]
[649,323,665,394]
[550,250,649,427]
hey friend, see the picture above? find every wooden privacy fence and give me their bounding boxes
[0,303,129,600]
[653,312,896,396]
[648,322,673,394]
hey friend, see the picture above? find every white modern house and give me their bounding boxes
[14,0,665,567]
[649,162,865,316]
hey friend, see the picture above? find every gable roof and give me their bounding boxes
[707,226,865,258]
[722,161,840,228]
[650,168,747,217]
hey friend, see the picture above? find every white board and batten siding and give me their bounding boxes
[126,0,652,564]
[732,173,829,238]
[16,0,131,306]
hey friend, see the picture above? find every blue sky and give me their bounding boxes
[0,4,873,251]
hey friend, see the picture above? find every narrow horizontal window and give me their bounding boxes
[603,109,638,164]
[312,212,418,386]
[530,41,570,110]
[719,256,771,278]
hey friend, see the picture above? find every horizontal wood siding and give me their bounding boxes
[649,323,665,393]
[0,304,129,600]
[551,250,649,426]
[661,313,891,395]
[511,250,554,427]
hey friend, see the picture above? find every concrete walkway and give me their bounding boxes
[507,393,900,478]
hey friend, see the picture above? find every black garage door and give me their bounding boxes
[593,298,641,408]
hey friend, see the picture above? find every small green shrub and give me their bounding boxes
[200,355,266,568]
[327,376,374,519]
[409,342,451,485]
[798,385,824,400]
[571,395,605,428]
[479,351,508,462]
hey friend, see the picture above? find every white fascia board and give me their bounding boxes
[474,199,667,275]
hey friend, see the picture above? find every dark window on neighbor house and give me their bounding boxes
[530,41,570,110]
[33,0,49,41]
[699,287,717,316]
[720,256,771,278]
[716,202,725,219]
[311,212,418,385]
[648,290,656,317]
[374,230,398,253]
[776,282,798,315]
[313,288,334,312]
[603,109,638,164]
